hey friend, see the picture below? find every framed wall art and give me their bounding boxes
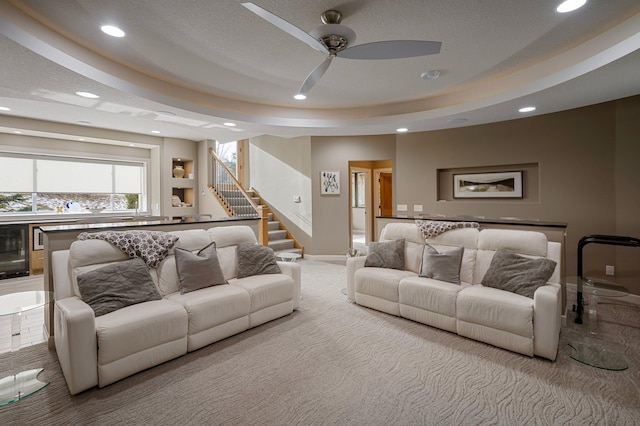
[453,171,523,198]
[320,171,340,195]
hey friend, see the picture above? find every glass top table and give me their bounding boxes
[277,252,302,262]
[566,276,629,371]
[0,290,55,406]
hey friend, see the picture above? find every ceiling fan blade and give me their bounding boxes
[338,40,442,60]
[241,2,328,54]
[298,56,334,95]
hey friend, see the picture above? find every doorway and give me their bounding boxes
[349,161,392,252]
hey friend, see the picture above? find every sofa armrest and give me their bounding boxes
[346,256,367,301]
[277,261,302,309]
[54,296,98,395]
[533,284,562,361]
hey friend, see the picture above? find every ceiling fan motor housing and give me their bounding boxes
[310,24,357,54]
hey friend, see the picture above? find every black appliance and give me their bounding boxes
[0,223,29,279]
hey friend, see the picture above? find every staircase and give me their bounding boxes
[214,188,303,257]
[207,148,303,257]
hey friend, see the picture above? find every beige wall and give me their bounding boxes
[250,135,313,250]
[311,134,396,254]
[396,96,640,295]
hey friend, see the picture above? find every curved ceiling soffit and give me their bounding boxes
[1,3,639,131]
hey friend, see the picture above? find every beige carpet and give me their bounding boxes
[1,260,639,425]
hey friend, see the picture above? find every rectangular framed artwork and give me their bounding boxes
[320,171,340,194]
[453,171,523,198]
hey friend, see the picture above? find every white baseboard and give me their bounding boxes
[303,254,346,265]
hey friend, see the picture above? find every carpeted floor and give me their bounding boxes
[1,260,639,425]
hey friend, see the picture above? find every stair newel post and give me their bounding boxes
[257,205,269,246]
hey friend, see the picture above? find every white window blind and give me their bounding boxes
[0,157,33,192]
[114,164,143,193]
[37,159,113,193]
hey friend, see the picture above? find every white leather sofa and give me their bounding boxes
[51,225,301,395]
[346,223,562,361]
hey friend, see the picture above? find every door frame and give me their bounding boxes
[349,166,372,249]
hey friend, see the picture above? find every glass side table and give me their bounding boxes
[0,290,55,406]
[566,276,629,371]
[277,252,302,262]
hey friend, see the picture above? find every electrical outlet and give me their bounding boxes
[397,204,408,212]
[292,195,301,203]
[413,205,423,212]
[605,265,615,276]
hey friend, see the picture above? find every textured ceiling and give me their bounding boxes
[0,0,639,143]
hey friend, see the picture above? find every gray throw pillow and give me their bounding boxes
[77,258,161,317]
[481,249,557,298]
[237,244,281,278]
[174,242,228,294]
[365,239,405,270]
[419,244,464,284]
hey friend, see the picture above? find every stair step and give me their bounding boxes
[268,221,280,231]
[268,229,287,240]
[268,239,295,252]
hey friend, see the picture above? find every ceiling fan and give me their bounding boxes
[241,2,442,97]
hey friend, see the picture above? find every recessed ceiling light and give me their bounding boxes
[519,106,536,113]
[13,130,22,134]
[447,118,469,124]
[77,120,91,125]
[223,122,236,127]
[557,0,587,13]
[0,106,10,111]
[294,94,307,100]
[76,91,100,99]
[79,138,85,141]
[396,128,409,133]
[101,25,125,38]
[151,130,161,134]
[129,143,135,147]
[420,70,440,80]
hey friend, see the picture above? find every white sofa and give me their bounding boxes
[51,225,301,395]
[346,223,562,361]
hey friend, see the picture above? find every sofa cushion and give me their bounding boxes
[365,239,405,270]
[457,286,534,338]
[95,299,187,366]
[165,283,250,334]
[174,242,228,294]
[77,258,161,317]
[399,276,467,318]
[209,226,260,280]
[379,224,424,273]
[419,244,464,284]
[426,227,479,283]
[169,229,212,252]
[355,267,416,302]
[481,249,557,298]
[237,244,281,278]
[230,273,294,312]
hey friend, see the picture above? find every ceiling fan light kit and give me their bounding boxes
[241,2,442,96]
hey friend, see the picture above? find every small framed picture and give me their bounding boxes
[320,171,340,195]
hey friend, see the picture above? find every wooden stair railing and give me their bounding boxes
[207,148,269,245]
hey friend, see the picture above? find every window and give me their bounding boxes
[216,141,237,177]
[0,154,146,215]
[352,171,366,208]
